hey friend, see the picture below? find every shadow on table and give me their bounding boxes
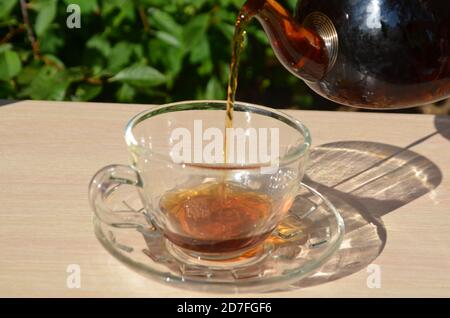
[435,115,450,141]
[286,136,442,290]
[0,99,18,107]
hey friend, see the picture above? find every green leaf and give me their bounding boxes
[0,18,18,28]
[218,61,230,83]
[182,14,210,52]
[116,83,136,103]
[74,83,102,101]
[18,50,32,62]
[0,50,22,81]
[219,24,235,41]
[155,31,181,48]
[35,0,57,37]
[0,0,17,20]
[219,0,242,8]
[205,76,225,100]
[39,29,64,53]
[148,39,166,64]
[164,49,185,78]
[150,10,182,38]
[86,35,111,57]
[21,65,83,100]
[0,44,13,54]
[108,42,132,72]
[82,49,106,75]
[286,0,297,10]
[183,0,208,10]
[64,67,85,82]
[110,64,166,87]
[132,44,144,60]
[63,0,99,13]
[254,29,270,45]
[198,59,213,76]
[43,54,65,69]
[190,37,210,64]
[216,8,239,24]
[27,66,78,100]
[112,1,135,27]
[17,65,40,85]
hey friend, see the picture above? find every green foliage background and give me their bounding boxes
[0,0,317,108]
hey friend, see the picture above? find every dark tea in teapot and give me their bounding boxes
[227,0,450,109]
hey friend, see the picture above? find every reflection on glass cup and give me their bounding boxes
[89,101,311,261]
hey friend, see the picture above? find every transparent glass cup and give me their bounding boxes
[89,101,311,261]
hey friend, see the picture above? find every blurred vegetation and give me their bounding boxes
[0,0,318,108]
[0,0,448,113]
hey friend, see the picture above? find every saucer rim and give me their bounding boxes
[93,182,345,293]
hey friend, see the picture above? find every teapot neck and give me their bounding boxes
[242,0,330,81]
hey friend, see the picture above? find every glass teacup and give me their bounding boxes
[89,101,311,262]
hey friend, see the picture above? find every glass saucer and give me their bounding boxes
[93,183,344,293]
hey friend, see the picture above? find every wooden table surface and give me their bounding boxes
[0,100,449,297]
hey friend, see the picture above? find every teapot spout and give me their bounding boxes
[242,0,329,81]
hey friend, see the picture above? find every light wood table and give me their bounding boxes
[0,100,449,297]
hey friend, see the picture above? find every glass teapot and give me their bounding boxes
[241,0,450,109]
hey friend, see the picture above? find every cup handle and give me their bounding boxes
[89,164,149,228]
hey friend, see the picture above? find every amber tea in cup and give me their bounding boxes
[160,181,273,254]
